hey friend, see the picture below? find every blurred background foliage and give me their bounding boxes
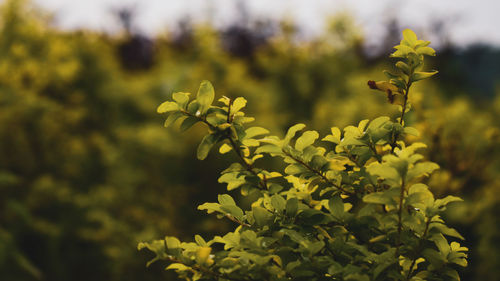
[0,0,498,280]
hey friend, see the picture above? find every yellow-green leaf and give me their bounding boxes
[197,80,215,114]
[416,46,436,56]
[197,133,219,160]
[219,143,232,154]
[295,130,319,151]
[412,71,438,81]
[166,263,190,271]
[245,127,269,139]
[157,101,179,113]
[402,29,418,47]
[172,92,190,108]
[231,97,247,114]
[284,123,306,144]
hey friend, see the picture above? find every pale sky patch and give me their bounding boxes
[29,0,500,47]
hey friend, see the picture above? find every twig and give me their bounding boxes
[391,80,412,154]
[282,150,354,195]
[181,107,268,190]
[406,217,431,280]
[395,178,406,258]
[225,214,251,227]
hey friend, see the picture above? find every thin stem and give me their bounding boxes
[399,82,411,126]
[180,109,216,130]
[346,150,361,168]
[406,217,432,280]
[390,68,419,264]
[368,141,383,163]
[391,80,412,154]
[225,214,251,227]
[227,137,268,190]
[390,131,398,154]
[182,108,268,190]
[225,99,268,190]
[395,177,406,258]
[282,150,354,195]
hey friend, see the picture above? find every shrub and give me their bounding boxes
[140,29,467,281]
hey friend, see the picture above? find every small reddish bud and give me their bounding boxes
[367,80,377,89]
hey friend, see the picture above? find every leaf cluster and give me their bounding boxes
[368,29,437,117]
[140,30,466,281]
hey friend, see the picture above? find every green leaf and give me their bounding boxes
[450,241,468,252]
[166,263,190,271]
[402,29,418,47]
[187,100,200,115]
[198,202,222,214]
[422,249,446,268]
[164,111,184,127]
[391,45,415,58]
[358,119,370,131]
[197,133,219,160]
[165,236,181,249]
[322,127,341,144]
[431,233,450,256]
[180,116,198,132]
[255,144,282,155]
[395,61,411,75]
[339,137,365,147]
[271,194,286,212]
[406,183,434,209]
[242,138,259,147]
[415,40,431,48]
[390,158,409,178]
[328,195,344,219]
[252,206,273,227]
[218,194,236,205]
[390,78,406,90]
[431,224,465,240]
[157,101,179,113]
[363,190,396,206]
[137,240,167,267]
[285,198,299,216]
[434,196,463,210]
[231,97,247,114]
[411,71,438,82]
[172,92,190,108]
[403,126,420,136]
[284,124,306,144]
[383,70,400,79]
[372,249,397,279]
[245,127,269,139]
[366,162,400,185]
[220,205,244,221]
[303,240,325,256]
[218,144,232,155]
[416,46,436,56]
[407,162,439,181]
[194,235,207,246]
[298,209,330,225]
[218,172,246,191]
[284,163,308,175]
[443,269,461,280]
[208,115,228,127]
[268,183,284,194]
[197,80,215,114]
[328,262,343,275]
[367,116,391,130]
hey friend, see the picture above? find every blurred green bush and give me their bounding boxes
[0,1,498,280]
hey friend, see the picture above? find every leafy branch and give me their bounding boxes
[142,29,467,281]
